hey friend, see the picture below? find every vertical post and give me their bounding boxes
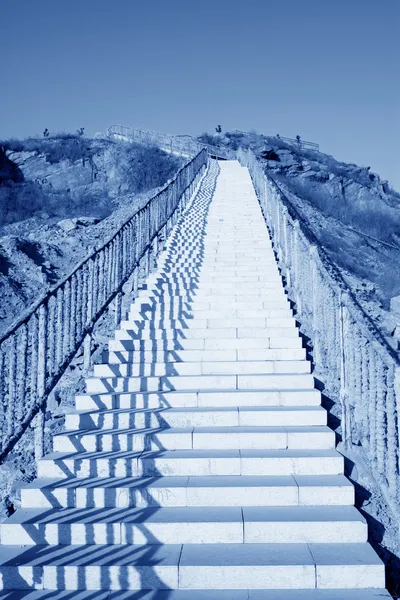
[339,291,350,448]
[34,303,47,462]
[7,336,17,439]
[386,364,399,499]
[310,246,321,368]
[83,258,94,374]
[83,333,92,374]
[114,291,123,327]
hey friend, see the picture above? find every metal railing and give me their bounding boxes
[0,149,208,462]
[107,124,236,160]
[279,136,320,151]
[238,147,400,515]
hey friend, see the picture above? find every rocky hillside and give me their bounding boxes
[0,134,183,335]
[199,131,400,347]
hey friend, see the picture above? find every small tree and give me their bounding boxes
[76,127,85,137]
[296,135,301,146]
[43,128,49,138]
[276,134,280,139]
[215,125,222,134]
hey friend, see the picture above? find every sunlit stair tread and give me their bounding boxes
[63,406,327,430]
[0,543,385,590]
[0,589,392,599]
[92,360,311,377]
[2,505,365,525]
[1,506,367,546]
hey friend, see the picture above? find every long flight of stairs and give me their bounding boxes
[0,160,390,598]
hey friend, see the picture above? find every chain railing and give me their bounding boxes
[107,124,236,160]
[0,149,208,463]
[238,147,400,515]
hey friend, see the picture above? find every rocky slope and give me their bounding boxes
[0,135,182,335]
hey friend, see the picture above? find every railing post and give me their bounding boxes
[114,291,123,327]
[339,290,351,448]
[83,333,92,374]
[34,303,47,462]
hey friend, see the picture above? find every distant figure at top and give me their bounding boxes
[215,125,222,134]
[296,135,301,147]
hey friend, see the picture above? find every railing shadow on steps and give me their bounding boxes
[0,149,209,464]
[238,147,400,521]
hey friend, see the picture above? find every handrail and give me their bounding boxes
[0,149,208,461]
[238,147,400,516]
[279,136,320,151]
[106,124,236,160]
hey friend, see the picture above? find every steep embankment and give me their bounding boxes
[199,131,400,347]
[0,135,183,334]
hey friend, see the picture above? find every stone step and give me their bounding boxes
[149,276,283,288]
[130,305,293,318]
[37,449,344,479]
[163,267,280,276]
[0,543,384,590]
[75,389,321,411]
[21,474,355,509]
[127,309,296,321]
[54,425,335,453]
[65,406,326,431]
[105,347,307,364]
[159,268,282,277]
[178,542,385,590]
[93,360,310,378]
[108,337,303,352]
[119,317,297,330]
[114,327,299,341]
[137,294,291,310]
[194,276,283,283]
[1,506,367,546]
[0,590,391,599]
[85,373,314,394]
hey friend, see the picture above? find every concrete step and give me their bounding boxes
[114,327,300,341]
[191,289,288,300]
[137,296,291,311]
[3,590,388,599]
[85,373,314,394]
[178,542,385,590]
[186,300,292,311]
[93,360,310,378]
[165,269,281,278]
[119,317,296,330]
[64,406,326,431]
[129,307,294,320]
[0,543,384,590]
[1,506,367,546]
[108,336,304,352]
[160,268,282,277]
[54,425,335,453]
[20,474,355,509]
[105,347,307,364]
[74,389,321,411]
[37,449,344,479]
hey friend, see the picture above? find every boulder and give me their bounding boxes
[390,295,400,315]
[57,218,77,232]
[76,216,100,227]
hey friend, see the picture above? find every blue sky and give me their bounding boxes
[2,0,399,188]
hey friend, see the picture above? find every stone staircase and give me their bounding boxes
[0,160,390,598]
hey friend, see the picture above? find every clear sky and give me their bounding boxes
[2,0,399,188]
